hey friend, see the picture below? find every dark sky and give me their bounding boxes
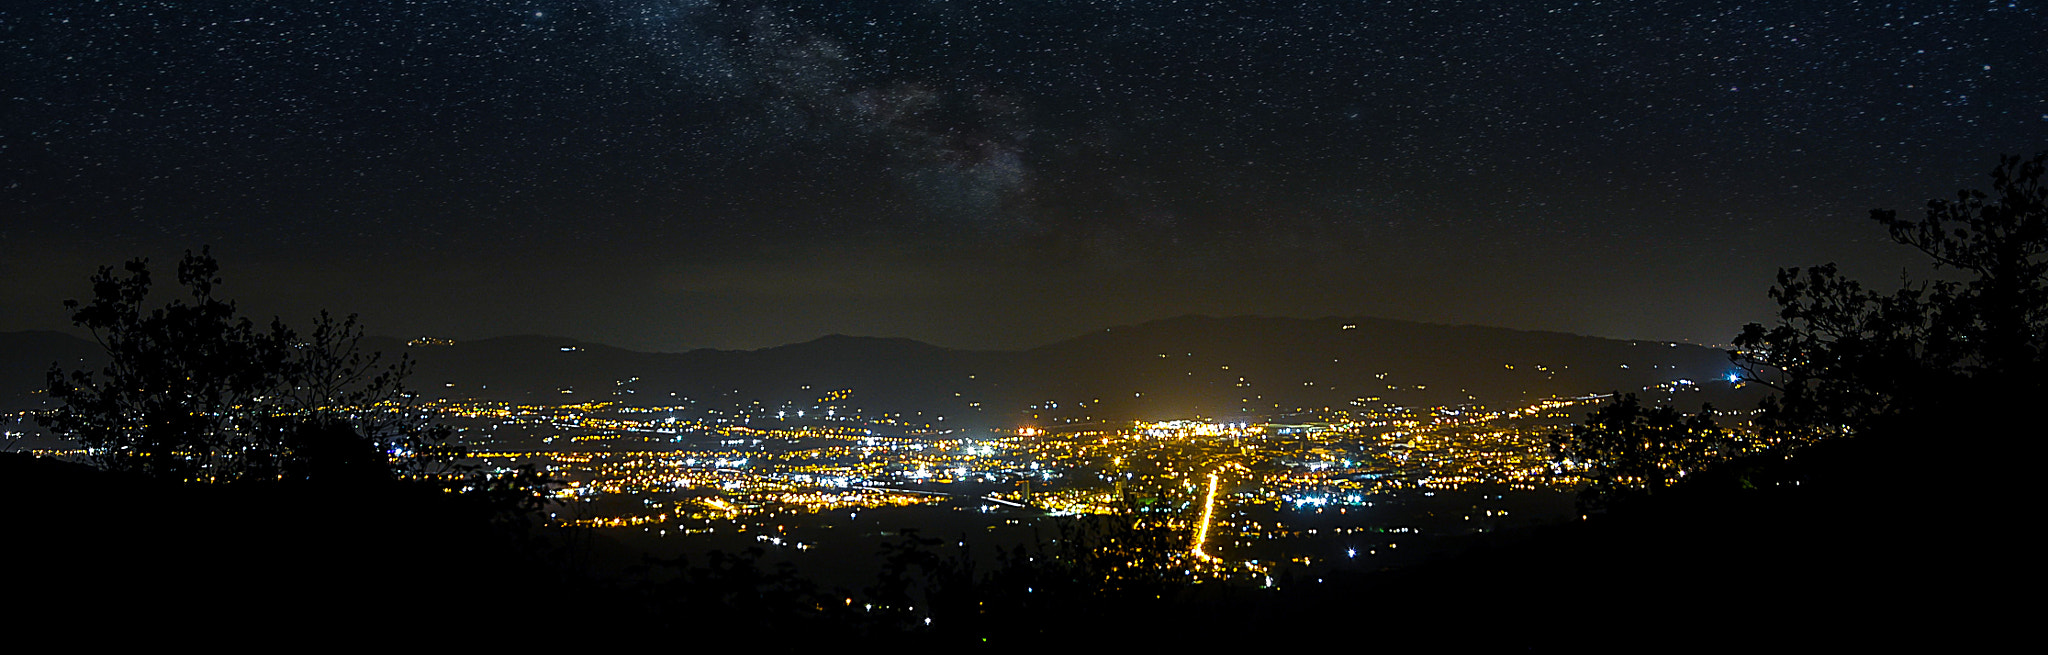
[4,1,2043,351]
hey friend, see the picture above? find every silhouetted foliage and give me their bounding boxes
[621,546,868,637]
[38,249,548,510]
[1554,153,2047,504]
[1019,498,1192,599]
[1734,152,2047,438]
[1550,394,1727,509]
[857,495,1198,642]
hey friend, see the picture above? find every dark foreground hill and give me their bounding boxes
[0,452,583,633]
[1253,428,1986,649]
[5,423,1995,647]
[857,425,2002,649]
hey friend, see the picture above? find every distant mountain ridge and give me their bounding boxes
[0,331,103,412]
[3,316,1749,427]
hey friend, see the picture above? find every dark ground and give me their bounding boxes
[6,428,2014,649]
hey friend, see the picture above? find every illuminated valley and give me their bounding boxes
[3,315,1756,586]
[403,386,1723,582]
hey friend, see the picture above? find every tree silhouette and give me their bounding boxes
[1552,153,2046,502]
[1550,394,1726,508]
[40,248,464,486]
[857,492,1196,642]
[1876,153,2048,379]
[1734,152,2047,439]
[17,250,572,631]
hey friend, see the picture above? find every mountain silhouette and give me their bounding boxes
[6,316,1749,429]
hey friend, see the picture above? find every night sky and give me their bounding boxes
[4,1,2043,351]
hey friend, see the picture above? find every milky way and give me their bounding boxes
[4,1,2043,350]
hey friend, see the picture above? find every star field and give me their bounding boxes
[3,1,2043,350]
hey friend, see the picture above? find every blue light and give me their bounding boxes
[1725,372,1742,384]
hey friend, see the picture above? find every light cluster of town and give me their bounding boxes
[6,371,1730,580]
[418,387,1668,579]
